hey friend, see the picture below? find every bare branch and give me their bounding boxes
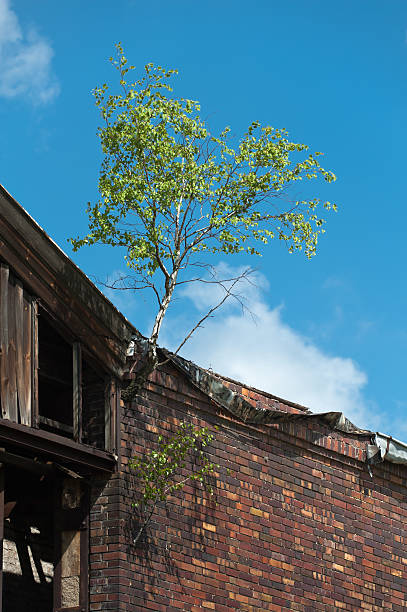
[169,267,255,358]
[98,274,163,309]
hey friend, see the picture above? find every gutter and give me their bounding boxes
[367,433,407,467]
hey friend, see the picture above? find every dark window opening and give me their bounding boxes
[38,312,73,438]
[37,308,112,450]
[82,356,106,450]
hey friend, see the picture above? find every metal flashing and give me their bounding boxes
[166,352,371,436]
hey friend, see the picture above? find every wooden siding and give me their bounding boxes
[0,264,33,426]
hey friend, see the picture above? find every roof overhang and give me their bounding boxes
[0,419,116,474]
[0,184,135,376]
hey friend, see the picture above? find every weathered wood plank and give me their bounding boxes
[38,415,73,435]
[104,378,113,452]
[73,342,82,442]
[7,277,18,422]
[0,464,4,610]
[0,419,116,472]
[22,292,32,425]
[15,280,29,424]
[0,212,133,378]
[115,379,121,461]
[31,299,39,427]
[79,491,89,611]
[0,264,10,419]
[53,481,62,611]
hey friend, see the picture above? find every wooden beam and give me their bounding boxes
[0,418,116,473]
[0,264,10,420]
[0,447,84,481]
[0,464,4,611]
[115,379,121,465]
[31,298,39,428]
[0,447,55,477]
[22,291,32,426]
[105,378,115,452]
[15,280,29,425]
[79,488,89,611]
[73,342,82,443]
[54,463,83,480]
[7,277,18,422]
[38,415,73,435]
[53,480,61,612]
[4,501,16,519]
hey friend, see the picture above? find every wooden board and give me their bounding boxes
[7,276,18,422]
[31,299,39,427]
[0,264,10,419]
[22,292,32,425]
[0,466,4,611]
[15,280,25,421]
[72,342,82,442]
[0,268,33,425]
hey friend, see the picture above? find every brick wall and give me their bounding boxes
[89,362,407,611]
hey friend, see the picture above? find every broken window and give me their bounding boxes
[37,308,117,451]
[0,263,118,452]
[38,312,74,438]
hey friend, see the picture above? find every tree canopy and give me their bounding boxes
[71,44,337,394]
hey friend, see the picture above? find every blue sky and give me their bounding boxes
[1,0,406,433]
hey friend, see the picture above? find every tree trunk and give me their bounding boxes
[121,339,158,401]
[122,269,178,402]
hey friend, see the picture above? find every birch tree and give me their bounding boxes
[71,44,337,399]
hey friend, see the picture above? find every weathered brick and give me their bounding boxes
[88,360,407,611]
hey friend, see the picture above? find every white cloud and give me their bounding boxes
[161,263,381,432]
[0,0,59,103]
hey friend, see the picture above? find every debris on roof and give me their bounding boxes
[128,342,403,470]
[162,352,371,436]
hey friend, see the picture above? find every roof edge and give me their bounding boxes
[0,183,137,349]
[164,351,371,436]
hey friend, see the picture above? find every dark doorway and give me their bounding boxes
[2,466,54,612]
